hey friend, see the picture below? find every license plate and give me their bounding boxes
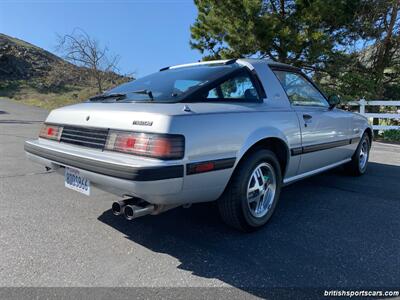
[65,167,90,196]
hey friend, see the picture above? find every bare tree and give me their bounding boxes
[56,28,120,93]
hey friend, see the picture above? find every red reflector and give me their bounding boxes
[195,162,215,173]
[114,135,137,152]
[39,124,62,141]
[126,137,135,148]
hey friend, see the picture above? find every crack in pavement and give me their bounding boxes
[0,171,54,179]
[0,120,44,124]
[308,183,400,202]
[0,133,35,139]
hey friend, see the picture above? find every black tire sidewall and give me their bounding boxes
[237,150,282,228]
[354,134,370,174]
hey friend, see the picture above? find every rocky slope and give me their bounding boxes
[0,33,127,89]
[0,33,68,80]
[0,33,130,109]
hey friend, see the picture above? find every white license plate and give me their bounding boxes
[65,167,90,196]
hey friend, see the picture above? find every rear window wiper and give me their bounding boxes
[89,93,126,101]
[89,90,155,102]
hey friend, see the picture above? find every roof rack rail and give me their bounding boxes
[161,59,237,71]
[224,59,237,65]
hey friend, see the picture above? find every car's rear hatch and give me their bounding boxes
[45,101,259,133]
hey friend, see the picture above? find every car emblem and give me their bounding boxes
[86,116,90,121]
[132,120,153,126]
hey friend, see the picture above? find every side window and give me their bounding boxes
[273,70,328,107]
[203,71,259,101]
[174,80,201,93]
[207,88,219,99]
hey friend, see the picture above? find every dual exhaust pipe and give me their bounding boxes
[112,198,155,220]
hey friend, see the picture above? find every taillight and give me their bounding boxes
[39,124,63,141]
[105,131,184,159]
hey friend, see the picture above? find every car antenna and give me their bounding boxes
[159,66,170,71]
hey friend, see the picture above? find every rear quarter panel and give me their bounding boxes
[168,108,301,203]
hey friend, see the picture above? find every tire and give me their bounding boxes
[344,133,370,176]
[217,149,282,232]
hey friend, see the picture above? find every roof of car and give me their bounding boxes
[241,58,301,71]
[165,58,301,72]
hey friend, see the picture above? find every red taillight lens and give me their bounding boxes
[39,124,63,141]
[105,131,184,159]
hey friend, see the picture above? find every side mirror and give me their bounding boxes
[328,95,340,109]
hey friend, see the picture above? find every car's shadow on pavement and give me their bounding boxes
[98,162,400,295]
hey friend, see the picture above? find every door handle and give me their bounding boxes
[302,114,312,127]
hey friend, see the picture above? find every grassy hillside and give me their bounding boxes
[0,33,130,110]
[0,81,104,110]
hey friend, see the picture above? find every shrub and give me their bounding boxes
[382,130,400,142]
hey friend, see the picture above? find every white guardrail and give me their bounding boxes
[347,99,400,131]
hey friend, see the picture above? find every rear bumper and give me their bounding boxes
[24,141,183,181]
[24,139,184,203]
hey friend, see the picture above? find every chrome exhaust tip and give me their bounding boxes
[123,204,155,220]
[112,198,135,216]
[111,201,125,216]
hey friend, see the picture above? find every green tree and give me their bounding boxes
[191,0,400,101]
[358,0,399,99]
[190,0,360,67]
[321,0,400,100]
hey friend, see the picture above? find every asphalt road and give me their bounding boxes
[0,98,399,296]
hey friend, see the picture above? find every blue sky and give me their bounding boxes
[0,0,202,77]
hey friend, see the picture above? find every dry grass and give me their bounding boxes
[13,86,98,110]
[0,80,121,110]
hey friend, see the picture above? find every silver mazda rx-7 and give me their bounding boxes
[25,59,372,231]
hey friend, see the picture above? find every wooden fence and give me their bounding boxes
[347,99,400,130]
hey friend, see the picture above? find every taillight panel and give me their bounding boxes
[105,130,185,160]
[38,124,185,160]
[39,124,63,141]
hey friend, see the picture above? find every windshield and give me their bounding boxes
[105,63,241,102]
